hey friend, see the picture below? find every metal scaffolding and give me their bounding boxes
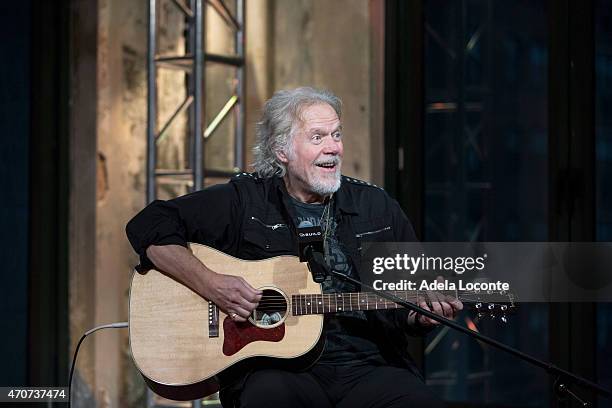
[145,0,245,406]
[147,0,245,205]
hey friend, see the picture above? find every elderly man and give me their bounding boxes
[127,87,461,407]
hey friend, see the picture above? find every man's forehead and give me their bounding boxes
[297,103,340,130]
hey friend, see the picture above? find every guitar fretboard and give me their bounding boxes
[291,291,457,316]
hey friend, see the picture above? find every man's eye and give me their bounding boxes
[312,134,322,143]
[332,132,342,140]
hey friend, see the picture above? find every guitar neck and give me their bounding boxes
[291,290,460,316]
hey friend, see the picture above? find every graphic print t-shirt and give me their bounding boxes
[290,197,384,365]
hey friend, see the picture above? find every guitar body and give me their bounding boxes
[129,244,324,401]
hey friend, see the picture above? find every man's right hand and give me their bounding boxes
[146,244,262,323]
[202,273,262,323]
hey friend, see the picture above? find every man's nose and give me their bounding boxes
[322,137,341,154]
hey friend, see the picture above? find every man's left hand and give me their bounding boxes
[414,291,463,327]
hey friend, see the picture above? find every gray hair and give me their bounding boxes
[252,87,342,178]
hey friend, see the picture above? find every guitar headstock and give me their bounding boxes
[461,290,518,323]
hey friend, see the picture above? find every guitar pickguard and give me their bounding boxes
[222,317,285,356]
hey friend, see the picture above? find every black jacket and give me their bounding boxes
[126,173,425,375]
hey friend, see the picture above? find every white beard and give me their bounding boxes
[308,166,341,195]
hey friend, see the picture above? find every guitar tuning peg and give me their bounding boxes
[488,304,495,310]
[501,315,508,323]
[500,305,508,312]
[475,302,482,309]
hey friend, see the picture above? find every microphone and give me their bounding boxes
[297,221,328,283]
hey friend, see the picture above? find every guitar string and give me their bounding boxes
[254,293,510,302]
[255,302,512,313]
[256,301,512,308]
[253,295,510,308]
[257,290,509,297]
[257,294,510,300]
[256,292,511,300]
[255,294,511,302]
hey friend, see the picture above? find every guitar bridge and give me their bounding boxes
[208,301,219,337]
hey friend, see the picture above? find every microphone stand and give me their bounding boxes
[323,268,611,407]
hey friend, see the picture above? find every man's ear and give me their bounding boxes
[276,149,289,164]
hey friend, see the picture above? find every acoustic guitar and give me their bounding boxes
[129,243,514,401]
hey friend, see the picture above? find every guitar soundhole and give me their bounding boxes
[249,287,288,329]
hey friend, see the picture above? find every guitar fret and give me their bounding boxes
[312,294,316,314]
